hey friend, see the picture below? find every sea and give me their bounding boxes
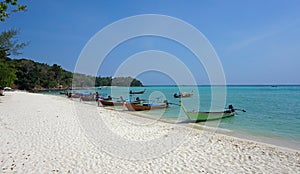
[49,85,300,149]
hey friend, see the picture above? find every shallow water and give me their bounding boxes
[50,85,300,148]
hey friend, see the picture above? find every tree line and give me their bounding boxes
[0,29,143,91]
[0,56,143,91]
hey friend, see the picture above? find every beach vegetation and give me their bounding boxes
[73,74,143,88]
[0,28,28,57]
[0,0,27,22]
[0,59,17,88]
[0,57,143,91]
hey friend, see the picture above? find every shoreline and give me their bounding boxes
[1,91,299,173]
[92,100,300,151]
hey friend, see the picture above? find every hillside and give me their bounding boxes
[0,57,143,92]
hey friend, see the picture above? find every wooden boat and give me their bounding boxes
[129,89,146,94]
[99,100,124,106]
[173,90,194,98]
[180,102,235,122]
[68,93,80,98]
[126,101,169,111]
[68,92,92,99]
[102,96,112,100]
[80,93,100,101]
[80,96,95,101]
[173,93,193,98]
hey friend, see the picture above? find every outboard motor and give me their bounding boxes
[164,100,169,107]
[228,105,235,112]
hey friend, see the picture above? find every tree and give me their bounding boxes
[130,78,143,86]
[0,0,27,22]
[0,60,17,88]
[51,64,63,82]
[0,28,28,57]
[0,29,27,89]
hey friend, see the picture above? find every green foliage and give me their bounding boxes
[0,28,28,57]
[72,73,95,88]
[0,57,143,91]
[11,58,74,91]
[95,76,112,86]
[111,77,143,87]
[73,75,143,88]
[0,58,17,88]
[130,78,143,86]
[0,0,27,22]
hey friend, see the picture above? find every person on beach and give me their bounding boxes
[95,92,99,101]
[97,98,101,107]
[96,93,104,107]
[120,96,127,110]
[119,96,125,102]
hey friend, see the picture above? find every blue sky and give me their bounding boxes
[2,0,300,85]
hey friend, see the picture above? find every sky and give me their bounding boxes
[2,0,300,85]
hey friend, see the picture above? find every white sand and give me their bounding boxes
[0,91,299,173]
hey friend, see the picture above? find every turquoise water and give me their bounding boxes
[52,85,300,146]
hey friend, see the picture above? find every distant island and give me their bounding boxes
[0,57,143,92]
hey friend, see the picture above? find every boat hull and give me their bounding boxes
[180,102,235,122]
[173,93,193,98]
[80,96,95,101]
[126,103,168,111]
[185,111,235,122]
[129,89,146,94]
[99,100,123,106]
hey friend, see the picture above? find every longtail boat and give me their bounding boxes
[180,102,236,122]
[80,96,95,101]
[173,90,194,98]
[173,93,193,98]
[99,100,124,106]
[129,89,146,94]
[126,101,168,111]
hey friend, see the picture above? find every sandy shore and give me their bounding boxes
[0,91,299,173]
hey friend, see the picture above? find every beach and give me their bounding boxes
[0,91,299,173]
